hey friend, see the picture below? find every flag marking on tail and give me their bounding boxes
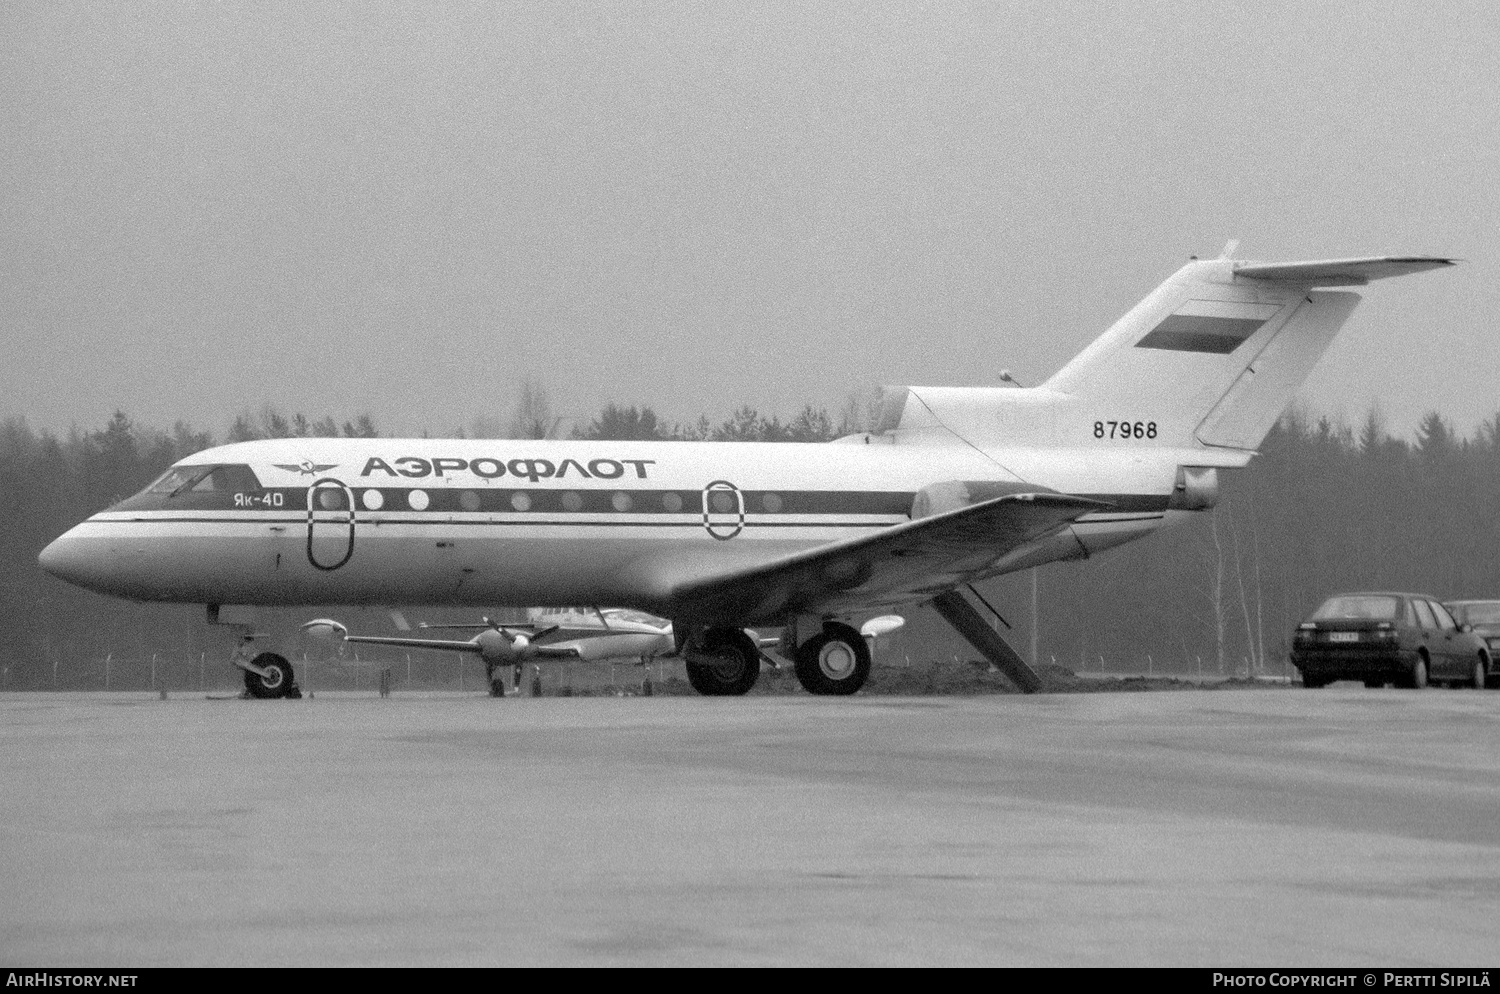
[1136,300,1284,354]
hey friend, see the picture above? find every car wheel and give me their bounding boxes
[1472,656,1488,690]
[1409,654,1428,690]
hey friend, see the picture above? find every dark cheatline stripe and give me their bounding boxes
[110,487,918,516]
[1135,314,1267,354]
[102,489,1171,518]
[92,516,895,530]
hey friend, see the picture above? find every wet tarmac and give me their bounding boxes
[2,688,1498,966]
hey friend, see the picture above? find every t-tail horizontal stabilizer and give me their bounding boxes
[1232,256,1455,286]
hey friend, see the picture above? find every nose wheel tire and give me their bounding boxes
[794,623,871,695]
[244,653,297,699]
[684,628,761,696]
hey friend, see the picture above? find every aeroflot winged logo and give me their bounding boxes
[274,460,340,476]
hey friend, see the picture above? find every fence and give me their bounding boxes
[5,650,688,695]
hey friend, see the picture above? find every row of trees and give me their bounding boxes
[5,397,1500,688]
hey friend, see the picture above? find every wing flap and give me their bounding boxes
[668,492,1106,625]
[1234,256,1455,286]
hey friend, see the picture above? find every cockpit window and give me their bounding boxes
[147,466,213,494]
[144,464,263,496]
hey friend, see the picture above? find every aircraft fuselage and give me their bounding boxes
[39,436,1196,622]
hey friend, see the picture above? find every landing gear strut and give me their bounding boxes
[684,627,761,696]
[794,622,870,695]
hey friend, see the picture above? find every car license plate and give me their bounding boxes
[1329,632,1359,643]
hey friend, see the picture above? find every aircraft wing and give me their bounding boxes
[344,635,483,654]
[1234,256,1455,286]
[668,492,1105,625]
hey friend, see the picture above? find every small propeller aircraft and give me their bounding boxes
[299,608,905,696]
[39,250,1454,698]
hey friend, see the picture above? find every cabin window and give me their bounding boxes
[761,493,784,513]
[661,492,683,512]
[459,491,481,512]
[611,492,632,512]
[561,492,583,512]
[510,493,531,512]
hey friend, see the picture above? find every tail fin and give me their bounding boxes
[1040,255,1453,451]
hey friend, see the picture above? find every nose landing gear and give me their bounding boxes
[243,652,301,698]
[230,638,302,699]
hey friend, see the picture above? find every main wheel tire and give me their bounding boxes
[684,628,761,696]
[1472,656,1488,690]
[244,653,294,699]
[794,623,871,696]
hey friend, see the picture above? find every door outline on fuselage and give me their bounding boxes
[702,480,744,540]
[306,478,355,570]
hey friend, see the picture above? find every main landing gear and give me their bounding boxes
[683,622,873,696]
[683,585,1047,698]
[685,628,762,696]
[793,622,870,696]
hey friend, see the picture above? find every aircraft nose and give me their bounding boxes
[38,528,112,591]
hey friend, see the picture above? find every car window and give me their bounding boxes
[1429,601,1458,631]
[1311,595,1401,621]
[1453,602,1500,625]
[1413,599,1437,629]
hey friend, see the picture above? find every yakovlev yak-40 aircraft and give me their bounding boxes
[40,252,1453,698]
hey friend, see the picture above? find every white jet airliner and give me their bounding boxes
[39,252,1454,698]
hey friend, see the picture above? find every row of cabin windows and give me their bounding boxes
[312,487,785,514]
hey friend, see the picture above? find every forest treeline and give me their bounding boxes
[4,399,1500,687]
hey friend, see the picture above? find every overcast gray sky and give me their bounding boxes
[3,1,1497,441]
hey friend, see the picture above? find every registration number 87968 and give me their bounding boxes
[1093,421,1157,439]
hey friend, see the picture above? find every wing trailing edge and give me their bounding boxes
[668,492,1106,626]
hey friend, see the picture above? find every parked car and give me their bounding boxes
[1443,600,1500,688]
[1290,592,1490,689]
